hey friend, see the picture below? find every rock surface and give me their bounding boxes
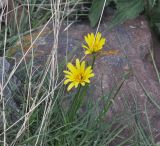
[0,57,19,130]
[6,16,160,141]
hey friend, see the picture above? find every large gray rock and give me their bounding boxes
[6,16,160,141]
[0,57,19,131]
[59,17,160,142]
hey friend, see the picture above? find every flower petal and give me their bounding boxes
[87,73,94,78]
[80,61,85,73]
[100,38,106,46]
[81,82,85,86]
[84,79,90,83]
[76,59,81,69]
[64,79,72,85]
[84,66,92,75]
[67,82,75,91]
[82,44,89,50]
[75,82,79,88]
[84,36,90,46]
[63,70,72,75]
[96,32,101,43]
[85,50,91,55]
[67,63,77,73]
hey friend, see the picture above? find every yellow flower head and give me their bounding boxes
[82,32,106,55]
[63,59,94,91]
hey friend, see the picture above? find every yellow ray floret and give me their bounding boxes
[82,32,106,54]
[63,59,94,91]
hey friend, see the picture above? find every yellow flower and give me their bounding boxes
[82,32,106,55]
[63,59,94,91]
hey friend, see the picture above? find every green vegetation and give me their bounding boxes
[89,0,160,34]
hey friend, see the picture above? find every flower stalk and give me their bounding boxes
[64,32,106,122]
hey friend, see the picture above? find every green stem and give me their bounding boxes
[97,75,126,121]
[68,86,83,122]
[91,54,96,69]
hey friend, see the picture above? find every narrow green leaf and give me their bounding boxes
[88,0,109,27]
